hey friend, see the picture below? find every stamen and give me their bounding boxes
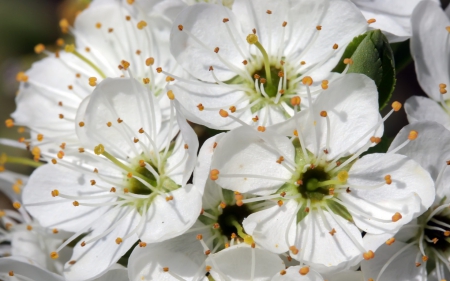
[247,34,272,85]
[64,45,106,78]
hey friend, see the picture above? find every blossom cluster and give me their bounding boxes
[0,0,449,280]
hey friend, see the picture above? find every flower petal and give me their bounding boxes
[243,200,298,254]
[404,96,450,129]
[271,266,324,281]
[0,256,63,281]
[139,184,202,242]
[411,0,450,100]
[342,153,435,233]
[92,264,129,281]
[212,126,294,196]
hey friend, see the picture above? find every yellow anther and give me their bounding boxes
[210,169,220,180]
[385,175,392,185]
[293,130,298,136]
[133,138,139,143]
[229,106,236,113]
[329,228,337,236]
[392,212,402,222]
[9,271,14,276]
[156,67,162,73]
[205,265,212,272]
[337,171,348,183]
[95,22,102,29]
[440,88,447,94]
[107,122,112,127]
[50,251,59,259]
[197,104,204,111]
[139,242,147,247]
[110,187,116,193]
[316,25,322,30]
[321,80,329,90]
[73,201,79,206]
[64,44,75,53]
[333,43,339,49]
[79,122,85,127]
[246,34,259,44]
[51,189,59,197]
[178,25,184,31]
[257,126,266,132]
[165,76,175,82]
[59,18,69,33]
[5,119,14,128]
[167,90,175,100]
[94,144,105,155]
[363,250,375,260]
[367,18,376,24]
[137,21,147,29]
[56,38,65,46]
[34,44,45,54]
[115,237,123,244]
[280,270,286,275]
[277,200,283,206]
[163,267,169,272]
[16,72,28,82]
[392,101,402,111]
[214,47,220,53]
[408,130,418,140]
[57,150,64,159]
[121,60,130,70]
[290,96,301,106]
[219,109,229,118]
[145,57,154,66]
[302,76,313,86]
[51,159,57,164]
[320,111,327,117]
[127,0,134,4]
[344,58,353,65]
[289,246,299,255]
[89,77,97,87]
[52,228,59,234]
[446,26,450,33]
[370,136,381,144]
[299,267,309,275]
[143,78,150,84]
[26,225,32,231]
[12,202,21,209]
[127,173,133,178]
[386,237,395,245]
[422,255,428,261]
[223,18,229,23]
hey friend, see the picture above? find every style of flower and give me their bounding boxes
[362,122,450,281]
[210,74,435,273]
[404,1,450,129]
[22,78,202,280]
[350,0,439,42]
[167,0,368,129]
[11,0,177,158]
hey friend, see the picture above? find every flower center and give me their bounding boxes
[424,215,450,251]
[298,166,332,202]
[217,204,252,239]
[252,64,283,98]
[127,162,158,195]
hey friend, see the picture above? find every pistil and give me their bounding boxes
[247,34,272,86]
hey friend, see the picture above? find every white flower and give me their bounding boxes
[210,74,435,272]
[404,1,450,130]
[168,0,368,129]
[22,78,202,280]
[350,0,439,42]
[361,122,450,281]
[11,0,177,158]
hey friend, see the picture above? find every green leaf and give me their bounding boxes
[333,30,396,110]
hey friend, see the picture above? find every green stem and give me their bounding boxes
[6,156,42,168]
[73,50,107,78]
[254,41,272,86]
[230,219,247,240]
[316,179,341,188]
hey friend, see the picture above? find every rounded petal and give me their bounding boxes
[0,257,63,281]
[212,126,294,196]
[404,96,450,129]
[64,206,140,281]
[291,209,362,273]
[271,266,324,281]
[342,153,435,233]
[77,78,162,159]
[206,244,285,281]
[92,265,128,281]
[243,200,297,253]
[411,0,450,100]
[23,164,114,232]
[139,184,202,242]
[361,241,425,281]
[170,4,246,81]
[128,221,211,281]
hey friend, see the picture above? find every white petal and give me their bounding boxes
[243,200,298,253]
[342,153,435,233]
[212,126,294,196]
[411,0,450,100]
[322,270,363,281]
[271,266,323,281]
[404,96,450,129]
[291,209,362,273]
[128,221,211,281]
[139,184,202,242]
[270,74,381,160]
[77,78,162,159]
[361,241,425,281]
[92,265,128,281]
[23,164,113,232]
[0,257,64,281]
[170,4,246,81]
[64,206,140,281]
[206,244,285,281]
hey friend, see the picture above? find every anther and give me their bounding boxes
[108,28,113,33]
[280,270,286,275]
[34,44,45,54]
[139,242,147,247]
[282,21,287,27]
[289,246,299,255]
[165,196,174,201]
[302,76,313,86]
[333,43,339,49]
[370,136,381,144]
[178,25,183,31]
[252,116,259,122]
[386,237,395,245]
[89,77,97,87]
[26,225,33,231]
[146,57,154,66]
[266,10,272,14]
[257,126,266,132]
[110,187,116,192]
[219,202,226,209]
[16,72,28,82]
[219,109,229,118]
[90,180,96,186]
[50,252,59,259]
[73,201,79,207]
[343,58,353,65]
[59,19,69,33]
[139,160,146,167]
[127,0,134,4]
[320,111,327,117]
[69,260,76,265]
[95,22,102,29]
[51,189,59,197]
[214,47,220,53]
[213,223,220,229]
[167,90,175,100]
[276,156,284,164]
[316,25,322,30]
[408,130,418,140]
[277,200,283,206]
[392,101,402,111]
[51,159,57,164]
[367,18,376,24]
[415,262,421,267]
[422,255,428,261]
[133,138,139,143]
[137,21,147,29]
[115,237,123,244]
[321,80,329,90]
[57,150,64,159]
[13,202,21,209]
[392,212,402,222]
[242,60,248,65]
[127,173,132,179]
[363,250,375,260]
[210,169,220,180]
[329,228,336,236]
[299,267,309,275]
[223,18,229,23]
[205,266,212,272]
[81,241,86,247]
[139,128,144,134]
[384,175,392,185]
[59,114,64,119]
[156,67,162,73]
[52,228,59,234]
[9,271,14,276]
[197,104,204,111]
[290,96,301,106]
